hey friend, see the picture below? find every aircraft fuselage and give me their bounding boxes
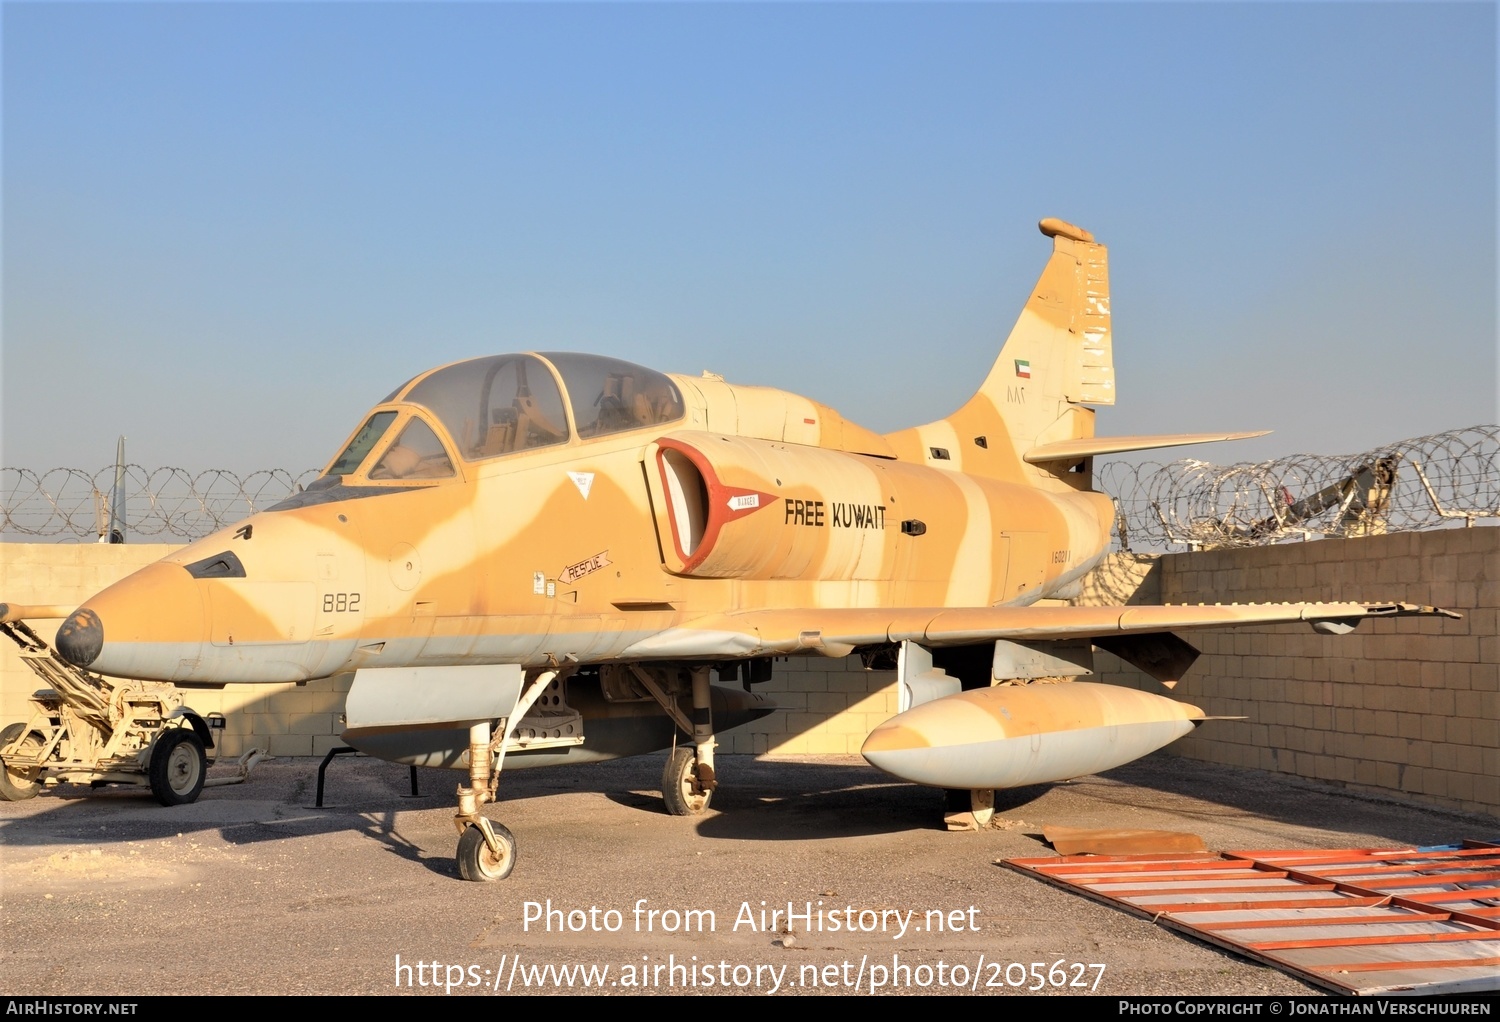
[61,375,1112,686]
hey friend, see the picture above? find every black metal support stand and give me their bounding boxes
[314,748,421,807]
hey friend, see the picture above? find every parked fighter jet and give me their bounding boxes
[49,218,1453,880]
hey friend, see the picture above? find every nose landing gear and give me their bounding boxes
[452,667,574,882]
[446,662,729,879]
[456,818,516,881]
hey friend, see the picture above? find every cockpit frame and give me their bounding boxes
[318,352,686,487]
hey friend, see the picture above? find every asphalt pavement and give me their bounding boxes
[2,751,1495,996]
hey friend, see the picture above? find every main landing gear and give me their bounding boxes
[626,664,718,817]
[663,745,711,816]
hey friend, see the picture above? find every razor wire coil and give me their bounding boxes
[1099,424,1498,551]
[2,425,1496,546]
[1,467,321,540]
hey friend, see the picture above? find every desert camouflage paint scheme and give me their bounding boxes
[54,219,1453,879]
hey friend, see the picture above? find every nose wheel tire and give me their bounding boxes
[662,745,711,816]
[149,728,206,807]
[0,722,44,801]
[457,822,516,882]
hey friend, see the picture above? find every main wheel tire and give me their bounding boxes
[149,728,206,806]
[662,745,711,816]
[0,722,44,801]
[457,822,516,882]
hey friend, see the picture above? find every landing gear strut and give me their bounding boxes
[629,664,718,816]
[452,667,571,882]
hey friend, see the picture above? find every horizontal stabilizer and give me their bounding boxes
[1022,431,1270,464]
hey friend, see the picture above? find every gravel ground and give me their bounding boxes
[2,751,1494,996]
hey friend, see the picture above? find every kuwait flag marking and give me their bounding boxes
[1014,359,1031,379]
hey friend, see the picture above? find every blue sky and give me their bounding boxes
[3,2,1495,473]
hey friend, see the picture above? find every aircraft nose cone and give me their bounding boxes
[57,562,208,681]
[56,608,105,668]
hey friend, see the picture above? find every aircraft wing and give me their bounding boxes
[620,601,1459,659]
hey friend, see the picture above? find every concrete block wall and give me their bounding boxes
[718,654,898,756]
[1090,527,1497,818]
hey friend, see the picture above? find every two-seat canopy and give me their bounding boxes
[323,353,685,484]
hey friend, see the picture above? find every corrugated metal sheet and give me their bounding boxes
[1004,841,1500,995]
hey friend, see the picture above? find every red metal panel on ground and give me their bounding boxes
[1004,841,1500,996]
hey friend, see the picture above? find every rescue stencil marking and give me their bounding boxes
[560,551,612,585]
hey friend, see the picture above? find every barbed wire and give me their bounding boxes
[1,466,321,540]
[4,424,1496,546]
[1099,425,1499,551]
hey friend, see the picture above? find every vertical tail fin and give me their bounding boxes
[987,217,1114,413]
[885,218,1115,486]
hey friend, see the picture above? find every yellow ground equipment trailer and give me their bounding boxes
[0,604,261,804]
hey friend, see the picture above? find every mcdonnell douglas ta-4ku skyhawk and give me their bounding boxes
[38,218,1453,880]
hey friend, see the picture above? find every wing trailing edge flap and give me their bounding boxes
[622,602,1458,660]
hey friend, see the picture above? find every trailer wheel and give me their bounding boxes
[0,722,43,801]
[149,729,206,806]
